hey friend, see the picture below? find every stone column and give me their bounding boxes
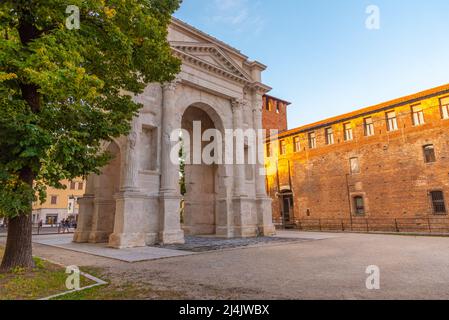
[252,92,276,236]
[253,100,268,198]
[231,98,256,237]
[158,77,185,244]
[231,98,247,197]
[121,118,140,192]
[109,118,149,248]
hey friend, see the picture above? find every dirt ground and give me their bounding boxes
[2,231,448,299]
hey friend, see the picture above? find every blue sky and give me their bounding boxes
[175,0,449,129]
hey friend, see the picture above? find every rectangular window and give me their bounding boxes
[78,182,84,190]
[268,99,273,112]
[354,196,365,215]
[386,111,398,131]
[276,102,280,114]
[412,104,425,126]
[344,123,353,141]
[350,157,360,174]
[440,97,449,120]
[430,191,446,214]
[364,117,374,136]
[308,132,316,149]
[70,181,76,190]
[279,140,287,155]
[45,214,58,225]
[293,136,301,152]
[325,127,334,145]
[266,143,272,157]
[50,195,58,205]
[423,145,436,163]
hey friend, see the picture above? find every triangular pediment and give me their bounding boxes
[170,42,253,84]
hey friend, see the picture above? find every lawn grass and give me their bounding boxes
[0,247,183,300]
[0,247,94,300]
[52,267,184,300]
[54,280,184,300]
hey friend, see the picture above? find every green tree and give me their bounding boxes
[0,0,181,271]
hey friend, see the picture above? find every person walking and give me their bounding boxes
[64,219,70,233]
[38,219,43,234]
[59,219,65,233]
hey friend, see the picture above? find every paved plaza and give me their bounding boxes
[2,231,447,299]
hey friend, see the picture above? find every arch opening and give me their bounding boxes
[89,141,121,243]
[180,104,225,236]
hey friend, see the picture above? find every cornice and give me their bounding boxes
[246,82,272,95]
[170,42,252,81]
[171,47,251,85]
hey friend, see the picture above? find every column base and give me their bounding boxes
[73,231,90,243]
[258,225,276,236]
[88,231,110,244]
[73,195,95,243]
[159,192,185,244]
[216,226,235,238]
[145,233,159,246]
[159,230,185,244]
[108,232,148,249]
[232,226,259,237]
[256,196,276,236]
[112,190,154,248]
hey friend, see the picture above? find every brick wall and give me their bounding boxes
[266,85,449,232]
[262,95,290,134]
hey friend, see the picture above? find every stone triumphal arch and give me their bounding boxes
[74,18,275,248]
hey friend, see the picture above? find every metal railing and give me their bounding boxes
[274,217,449,234]
[0,223,76,236]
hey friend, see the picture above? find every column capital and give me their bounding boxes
[231,98,249,113]
[162,74,182,93]
[252,104,263,115]
[253,94,264,113]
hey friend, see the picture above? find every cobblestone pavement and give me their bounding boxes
[156,236,310,252]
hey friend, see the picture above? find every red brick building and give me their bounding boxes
[262,95,291,135]
[265,84,449,233]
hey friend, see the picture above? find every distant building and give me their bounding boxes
[262,95,291,134]
[32,180,85,225]
[266,84,449,232]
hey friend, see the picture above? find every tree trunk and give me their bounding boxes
[0,168,35,272]
[0,6,40,272]
[0,212,34,272]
